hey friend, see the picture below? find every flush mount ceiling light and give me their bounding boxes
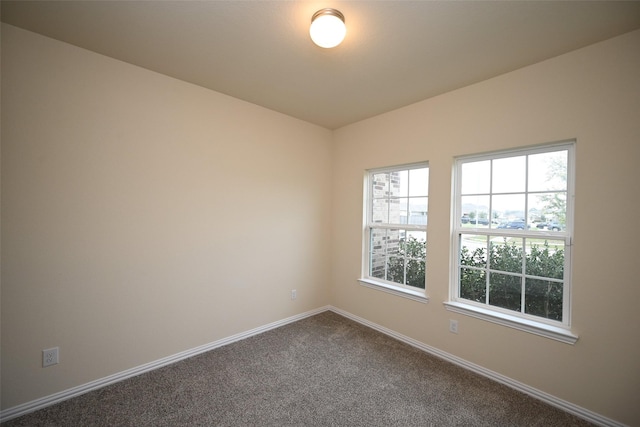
[309,8,346,48]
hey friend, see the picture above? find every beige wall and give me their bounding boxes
[1,24,332,409]
[332,29,640,426]
[2,21,640,426]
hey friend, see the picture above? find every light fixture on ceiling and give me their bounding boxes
[309,8,346,48]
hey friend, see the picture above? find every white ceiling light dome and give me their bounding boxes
[309,8,346,48]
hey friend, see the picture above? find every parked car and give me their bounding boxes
[536,221,563,231]
[468,218,489,225]
[497,220,526,230]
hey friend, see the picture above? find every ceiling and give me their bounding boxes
[2,1,640,130]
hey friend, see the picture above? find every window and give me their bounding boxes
[447,142,577,343]
[361,163,429,301]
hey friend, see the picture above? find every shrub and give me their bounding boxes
[460,239,563,320]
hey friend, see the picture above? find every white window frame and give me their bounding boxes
[359,162,429,303]
[445,141,578,344]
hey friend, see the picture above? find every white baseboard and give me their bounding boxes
[0,306,330,423]
[328,305,625,427]
[1,305,625,426]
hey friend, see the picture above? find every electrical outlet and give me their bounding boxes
[43,347,59,367]
[291,289,297,300]
[449,319,459,334]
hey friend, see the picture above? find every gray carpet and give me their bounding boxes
[2,311,593,426]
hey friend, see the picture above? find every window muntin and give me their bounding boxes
[453,143,574,327]
[365,163,429,291]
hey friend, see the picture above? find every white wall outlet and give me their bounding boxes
[43,347,59,367]
[291,289,297,300]
[449,319,459,334]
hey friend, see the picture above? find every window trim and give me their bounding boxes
[361,162,430,301]
[443,301,578,344]
[449,141,577,342]
[358,278,429,303]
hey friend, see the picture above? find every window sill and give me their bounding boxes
[443,301,578,345]
[358,278,429,303]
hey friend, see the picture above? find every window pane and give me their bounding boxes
[460,234,487,302]
[370,259,386,280]
[490,238,523,274]
[406,259,425,289]
[405,231,426,289]
[372,198,389,223]
[386,229,402,256]
[525,279,563,321]
[525,240,565,280]
[409,168,429,197]
[386,229,404,284]
[489,272,522,312]
[460,234,487,268]
[528,193,566,231]
[461,160,490,194]
[405,231,426,258]
[370,228,387,279]
[492,194,525,227]
[408,197,428,225]
[528,150,568,192]
[386,256,404,284]
[461,195,490,226]
[460,268,486,302]
[372,172,389,198]
[394,170,408,197]
[493,156,526,194]
[397,198,409,224]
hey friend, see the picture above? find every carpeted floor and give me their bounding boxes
[2,311,594,426]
